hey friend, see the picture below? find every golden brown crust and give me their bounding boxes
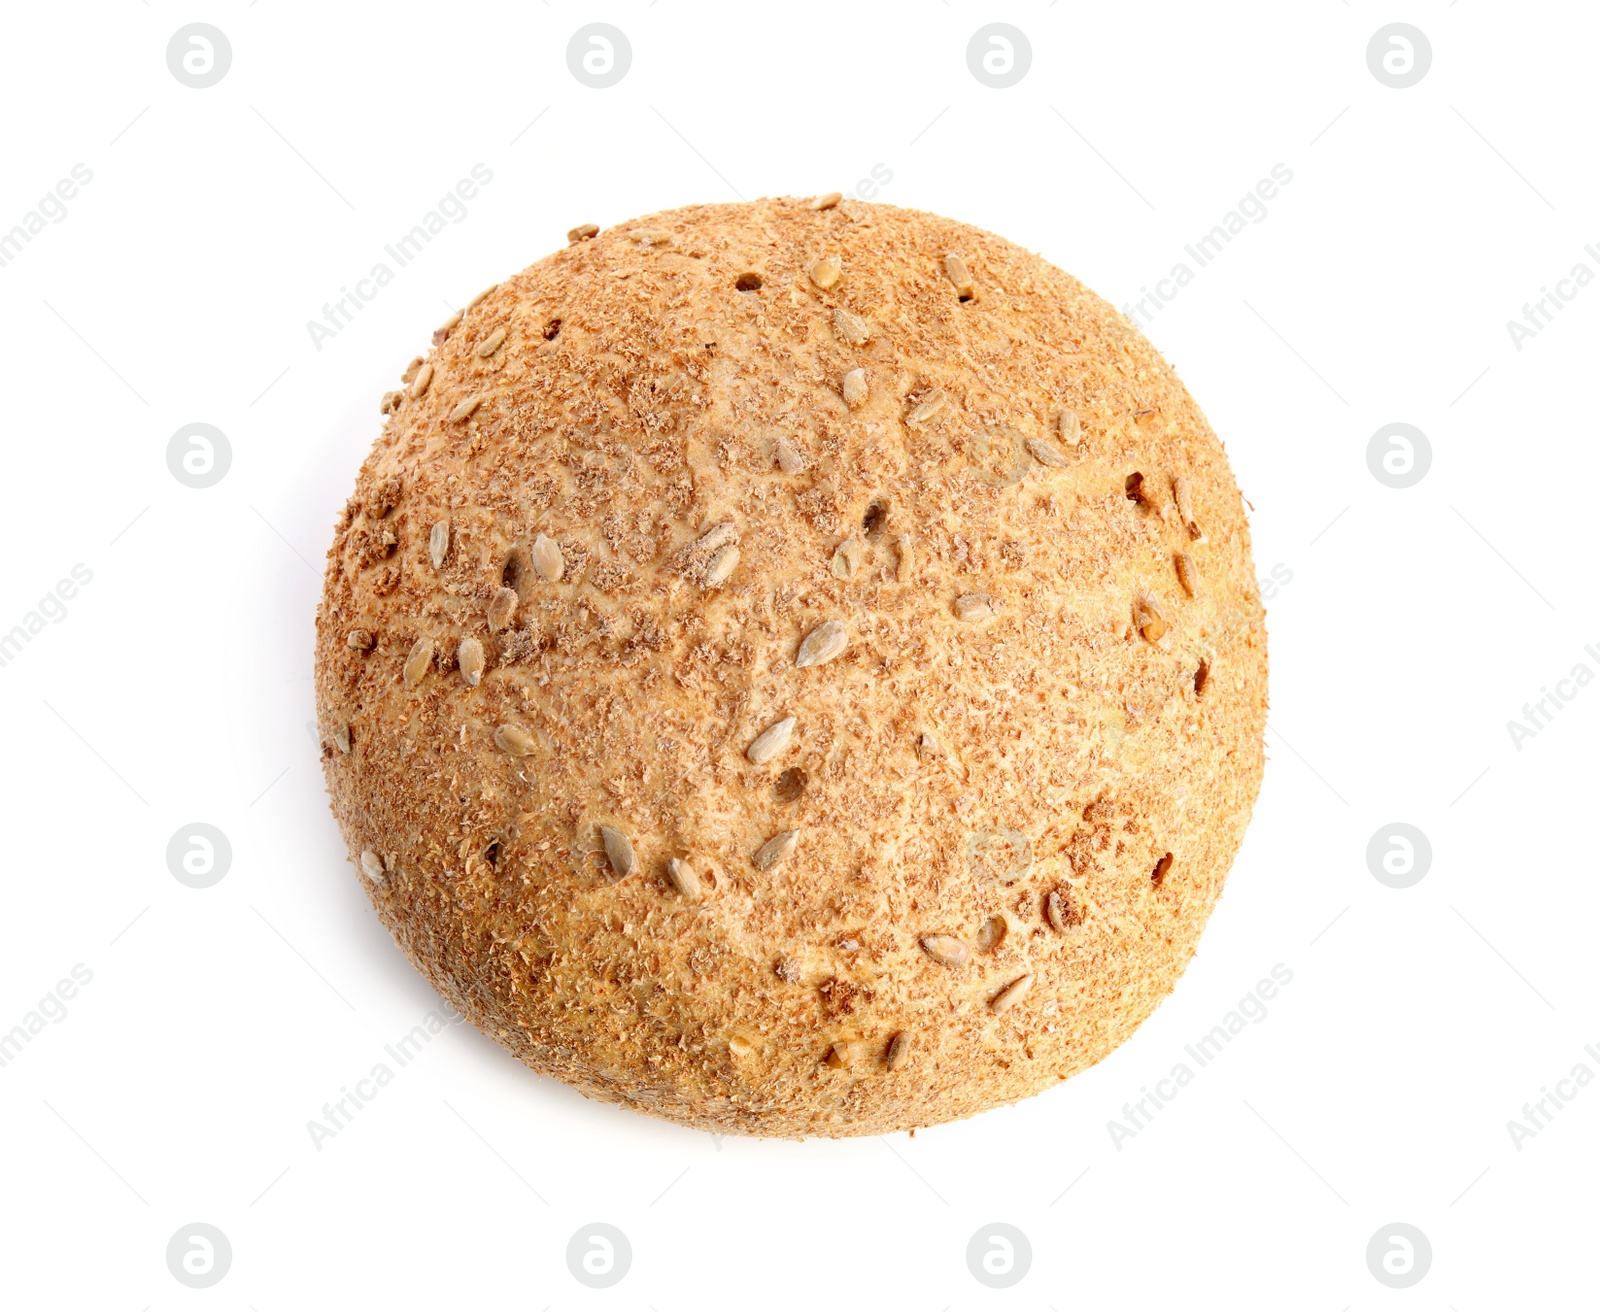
[313,197,1268,1138]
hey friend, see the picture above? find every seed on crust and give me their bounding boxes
[1173,476,1202,540]
[401,357,423,384]
[1046,890,1069,932]
[476,326,507,357]
[494,723,534,756]
[429,521,450,569]
[944,252,974,297]
[908,389,945,425]
[775,435,807,473]
[1027,436,1070,468]
[842,368,868,408]
[954,592,999,622]
[598,825,637,879]
[331,722,350,755]
[825,1039,863,1069]
[697,522,737,552]
[809,191,842,210]
[436,309,463,339]
[410,362,434,398]
[703,544,739,588]
[666,857,702,901]
[809,255,842,289]
[753,829,798,871]
[747,716,796,765]
[1176,551,1199,598]
[347,628,374,651]
[487,585,518,631]
[531,532,565,582]
[467,285,496,310]
[567,222,599,242]
[402,637,433,687]
[920,934,970,967]
[796,619,847,668]
[1134,592,1167,643]
[359,850,384,883]
[1058,409,1081,446]
[448,394,484,423]
[831,537,865,579]
[990,973,1034,1013]
[457,636,485,687]
[380,389,403,415]
[833,307,871,345]
[885,1031,911,1071]
[631,227,672,245]
[895,534,915,582]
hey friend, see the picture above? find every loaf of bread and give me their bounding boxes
[313,196,1268,1137]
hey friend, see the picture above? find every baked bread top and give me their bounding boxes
[313,196,1268,1137]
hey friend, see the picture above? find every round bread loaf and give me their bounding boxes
[314,196,1267,1138]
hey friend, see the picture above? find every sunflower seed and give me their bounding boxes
[833,307,871,345]
[531,532,564,582]
[631,227,672,245]
[943,252,974,296]
[809,191,842,210]
[359,850,385,883]
[796,619,847,668]
[1027,436,1070,468]
[429,521,450,569]
[402,637,433,686]
[448,394,484,422]
[494,723,534,756]
[476,326,507,357]
[753,829,798,871]
[825,1040,863,1069]
[1058,409,1082,446]
[438,309,463,335]
[402,357,424,383]
[487,585,518,631]
[457,636,485,686]
[1134,592,1167,642]
[380,389,403,415]
[467,286,496,310]
[775,435,807,473]
[885,1031,911,1071]
[908,389,945,425]
[954,592,999,622]
[331,722,350,755]
[703,544,739,588]
[1175,551,1199,598]
[896,534,914,582]
[598,825,637,879]
[831,537,865,579]
[666,857,702,901]
[747,715,796,765]
[410,362,434,398]
[697,522,737,552]
[842,368,868,408]
[347,628,374,651]
[920,935,970,967]
[727,1034,755,1058]
[568,222,599,242]
[808,255,842,289]
[990,973,1034,1013]
[1046,890,1069,932]
[1173,476,1202,540]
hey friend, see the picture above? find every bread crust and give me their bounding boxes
[313,197,1268,1138]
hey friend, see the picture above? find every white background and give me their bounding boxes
[2,2,1596,1306]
